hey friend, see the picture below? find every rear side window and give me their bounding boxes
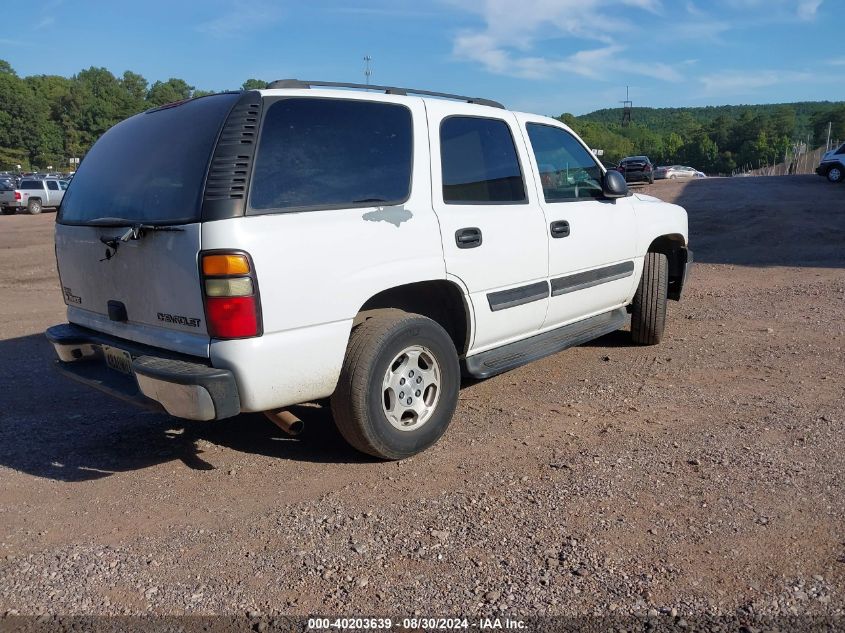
[20,180,42,189]
[47,181,59,190]
[526,123,604,202]
[249,98,413,213]
[440,117,526,204]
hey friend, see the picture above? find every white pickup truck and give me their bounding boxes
[46,81,692,459]
[0,178,67,214]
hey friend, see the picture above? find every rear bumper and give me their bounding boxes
[623,172,652,182]
[45,323,240,421]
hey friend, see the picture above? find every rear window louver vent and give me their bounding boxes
[203,93,262,203]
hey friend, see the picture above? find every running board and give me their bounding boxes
[463,308,627,379]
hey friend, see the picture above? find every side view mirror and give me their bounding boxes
[603,170,628,198]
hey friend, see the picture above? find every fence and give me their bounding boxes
[733,141,839,177]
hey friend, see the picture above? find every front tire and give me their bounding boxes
[27,199,42,215]
[331,311,460,460]
[827,165,843,183]
[631,252,669,345]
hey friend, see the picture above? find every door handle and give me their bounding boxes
[550,220,570,238]
[455,227,482,249]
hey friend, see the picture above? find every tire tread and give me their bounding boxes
[631,251,668,345]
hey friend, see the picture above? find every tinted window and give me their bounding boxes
[250,98,412,212]
[20,180,42,189]
[836,144,845,155]
[440,117,525,204]
[60,93,240,225]
[59,181,68,190]
[526,124,604,202]
[46,180,59,190]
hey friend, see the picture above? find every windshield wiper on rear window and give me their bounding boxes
[99,223,184,262]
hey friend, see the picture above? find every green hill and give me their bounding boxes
[560,101,845,174]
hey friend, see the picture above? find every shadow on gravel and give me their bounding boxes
[0,334,367,483]
[662,175,845,269]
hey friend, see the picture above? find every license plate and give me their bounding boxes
[103,345,132,374]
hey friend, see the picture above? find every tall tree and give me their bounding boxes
[241,78,267,90]
[146,78,193,107]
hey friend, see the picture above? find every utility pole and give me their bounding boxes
[619,86,632,127]
[363,55,372,86]
[827,121,832,151]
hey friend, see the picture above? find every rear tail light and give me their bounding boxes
[200,251,262,339]
[644,164,652,172]
[14,192,21,200]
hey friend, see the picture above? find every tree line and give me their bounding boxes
[1,58,843,174]
[560,101,845,174]
[0,59,266,170]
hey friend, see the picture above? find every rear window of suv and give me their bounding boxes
[59,93,240,225]
[249,98,413,213]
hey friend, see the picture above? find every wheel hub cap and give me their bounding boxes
[381,345,441,431]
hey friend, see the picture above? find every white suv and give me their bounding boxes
[47,80,692,459]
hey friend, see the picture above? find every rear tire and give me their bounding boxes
[27,199,42,215]
[827,165,843,183]
[631,252,668,345]
[331,311,460,460]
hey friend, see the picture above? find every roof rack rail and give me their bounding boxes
[266,79,505,109]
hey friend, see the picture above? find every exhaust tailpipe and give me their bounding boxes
[263,409,304,436]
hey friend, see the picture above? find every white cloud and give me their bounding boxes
[796,0,823,19]
[716,0,823,20]
[698,69,814,95]
[196,2,283,38]
[448,0,686,82]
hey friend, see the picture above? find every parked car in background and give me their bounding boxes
[0,177,66,214]
[617,156,654,184]
[655,165,706,180]
[816,142,845,183]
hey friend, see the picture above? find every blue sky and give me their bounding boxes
[3,0,843,116]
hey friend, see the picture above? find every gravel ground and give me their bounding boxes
[0,175,843,622]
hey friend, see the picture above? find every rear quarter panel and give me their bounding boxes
[202,96,448,410]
